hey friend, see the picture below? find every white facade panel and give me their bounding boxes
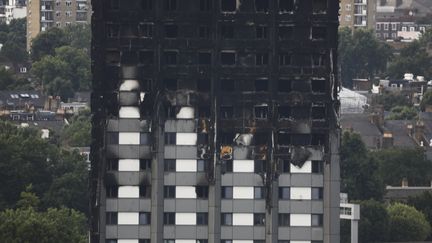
[291,187,312,200]
[118,186,139,198]
[176,107,195,119]
[119,132,140,145]
[233,241,253,243]
[290,161,312,173]
[118,212,139,225]
[291,214,312,226]
[233,187,254,199]
[291,241,311,243]
[118,159,140,171]
[176,240,196,243]
[176,159,197,172]
[118,240,139,243]
[175,213,196,225]
[119,80,140,91]
[232,213,253,226]
[233,160,254,173]
[176,133,197,145]
[119,107,140,118]
[176,186,196,198]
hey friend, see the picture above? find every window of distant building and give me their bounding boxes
[376,23,380,30]
[391,23,397,30]
[384,23,388,30]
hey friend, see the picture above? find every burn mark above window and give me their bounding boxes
[312,0,327,13]
[164,24,178,38]
[221,0,236,12]
[221,51,236,66]
[221,24,234,39]
[164,0,177,11]
[279,0,295,12]
[256,25,268,39]
[278,26,294,40]
[292,80,310,92]
[291,106,310,119]
[255,53,269,66]
[255,0,269,12]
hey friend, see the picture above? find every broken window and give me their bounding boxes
[278,106,291,119]
[221,0,236,12]
[221,24,234,39]
[139,50,154,65]
[106,159,118,171]
[255,53,269,65]
[222,160,233,173]
[140,159,151,170]
[220,106,234,119]
[198,106,211,118]
[198,52,212,65]
[312,54,326,67]
[140,79,152,92]
[280,159,290,172]
[106,51,120,64]
[278,213,290,226]
[197,160,209,172]
[291,106,310,119]
[254,160,266,173]
[255,0,269,12]
[166,105,176,118]
[164,0,177,10]
[254,105,268,119]
[196,186,209,199]
[279,0,295,12]
[220,132,235,144]
[164,79,177,91]
[221,51,236,65]
[121,24,138,38]
[312,0,327,13]
[279,53,292,66]
[312,160,323,173]
[141,0,152,10]
[292,80,310,92]
[164,133,176,145]
[291,134,311,146]
[106,24,120,38]
[199,25,211,39]
[278,132,290,146]
[197,133,209,144]
[220,79,234,91]
[254,213,266,225]
[164,51,178,65]
[140,186,151,198]
[200,0,211,11]
[139,23,153,38]
[312,26,327,40]
[311,134,326,146]
[121,51,138,64]
[311,78,326,93]
[278,79,292,92]
[311,105,326,120]
[278,25,294,40]
[108,0,119,10]
[164,24,178,38]
[255,79,268,91]
[256,25,268,39]
[197,79,211,92]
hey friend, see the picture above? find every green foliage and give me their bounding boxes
[339,27,393,87]
[30,27,67,61]
[408,191,432,233]
[340,132,385,200]
[372,92,412,111]
[63,24,91,53]
[388,203,431,241]
[0,67,16,89]
[61,109,91,147]
[373,148,432,186]
[15,185,40,210]
[0,18,27,66]
[386,106,418,120]
[421,90,432,111]
[358,200,390,243]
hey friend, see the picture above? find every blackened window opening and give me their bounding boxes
[200,0,211,11]
[220,106,234,119]
[221,52,236,65]
[312,0,327,13]
[220,79,234,91]
[279,0,295,12]
[199,26,211,39]
[255,79,268,91]
[165,24,178,38]
[141,0,152,10]
[256,25,268,39]
[164,0,177,11]
[221,24,234,39]
[221,0,236,11]
[198,79,211,92]
[312,78,326,92]
[256,53,269,65]
[278,26,294,40]
[255,0,269,12]
[199,52,212,65]
[278,79,292,92]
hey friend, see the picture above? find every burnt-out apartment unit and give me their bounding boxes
[90,0,340,243]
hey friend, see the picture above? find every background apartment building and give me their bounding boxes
[0,0,27,24]
[26,0,91,50]
[339,0,376,29]
[90,0,340,243]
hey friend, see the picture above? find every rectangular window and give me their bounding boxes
[278,26,294,39]
[254,213,266,225]
[223,160,233,172]
[255,53,269,65]
[140,186,151,198]
[106,212,117,225]
[391,23,397,30]
[164,186,175,198]
[279,0,295,12]
[164,212,175,225]
[278,79,292,92]
[221,213,233,225]
[312,0,327,13]
[312,26,327,40]
[222,186,233,199]
[254,160,266,173]
[196,186,209,199]
[312,78,326,93]
[376,23,381,30]
[139,240,150,243]
[312,214,323,226]
[278,106,290,120]
[255,79,268,91]
[221,0,236,11]
[164,0,177,10]
[221,51,236,65]
[140,159,151,170]
[107,24,120,38]
[278,213,290,226]
[196,213,208,225]
[139,212,151,225]
[280,159,290,172]
[384,23,389,30]
[312,105,326,119]
[279,53,292,66]
[164,24,178,38]
[106,132,119,144]
[139,51,154,65]
[197,79,211,92]
[255,0,269,12]
[312,187,323,200]
[106,186,118,198]
[220,106,234,118]
[198,52,212,65]
[220,79,235,91]
[141,0,152,10]
[312,160,323,173]
[106,159,118,171]
[164,51,178,65]
[164,159,176,172]
[254,106,268,119]
[200,0,211,11]
[199,25,211,39]
[221,24,234,39]
[197,160,209,172]
[256,25,268,39]
[279,187,290,199]
[139,23,153,38]
[164,133,176,145]
[164,240,175,243]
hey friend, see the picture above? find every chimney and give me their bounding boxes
[414,121,425,144]
[382,131,394,148]
[402,178,409,188]
[370,105,385,130]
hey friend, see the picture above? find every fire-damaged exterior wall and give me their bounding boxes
[90,0,340,243]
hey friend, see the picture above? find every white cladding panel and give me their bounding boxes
[291,187,312,200]
[118,240,139,243]
[176,186,196,198]
[291,241,311,243]
[119,80,140,91]
[176,107,195,119]
[118,159,140,171]
[233,241,253,243]
[118,186,139,198]
[233,187,254,199]
[176,240,196,243]
[290,161,312,173]
[175,213,196,225]
[118,212,139,225]
[291,214,312,226]
[233,160,254,172]
[119,107,140,118]
[119,132,140,145]
[176,133,197,145]
[176,159,197,172]
[232,213,254,226]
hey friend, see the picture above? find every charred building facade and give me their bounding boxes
[90,0,340,243]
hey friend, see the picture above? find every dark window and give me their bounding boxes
[311,134,326,146]
[107,24,120,38]
[140,159,151,170]
[255,79,268,91]
[164,212,175,224]
[199,52,212,65]
[254,160,266,173]
[278,26,294,39]
[164,79,177,91]
[164,240,175,243]
[254,106,268,119]
[255,0,269,12]
[221,0,236,11]
[196,186,209,199]
[139,240,150,243]
[221,52,236,65]
[312,54,326,66]
[221,213,233,225]
[279,187,290,199]
[278,213,290,226]
[106,186,118,198]
[164,133,176,145]
[140,186,151,198]
[139,212,151,224]
[141,0,152,10]
[312,105,326,119]
[254,213,266,225]
[278,106,290,119]
[220,106,234,119]
[197,213,208,225]
[222,186,233,199]
[278,241,290,243]
[221,241,232,243]
[291,106,310,119]
[279,53,292,65]
[106,132,118,144]
[278,79,292,92]
[278,132,290,146]
[221,24,234,39]
[199,106,211,117]
[200,0,211,11]
[141,79,152,92]
[312,187,323,200]
[106,240,117,243]
[198,133,209,144]
[121,24,138,38]
[140,133,150,144]
[312,160,323,173]
[106,159,118,171]
[139,23,153,38]
[313,0,327,13]
[197,240,208,243]
[164,24,178,38]
[164,51,178,65]
[197,160,209,171]
[199,26,211,39]
[312,214,323,226]
[164,159,176,171]
[222,159,233,172]
[254,187,265,199]
[220,79,234,91]
[164,0,177,10]
[164,186,176,198]
[312,78,326,93]
[312,26,327,40]
[108,0,119,9]
[106,212,117,224]
[292,80,310,92]
[256,53,269,65]
[279,0,295,12]
[198,79,211,92]
[256,25,268,39]
[139,51,154,65]
[280,159,290,172]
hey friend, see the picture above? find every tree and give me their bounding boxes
[61,109,91,147]
[372,92,412,111]
[0,67,16,89]
[421,90,432,111]
[358,200,390,243]
[340,132,385,200]
[373,148,432,186]
[408,191,432,235]
[63,24,91,54]
[386,106,418,120]
[30,27,67,61]
[388,203,431,241]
